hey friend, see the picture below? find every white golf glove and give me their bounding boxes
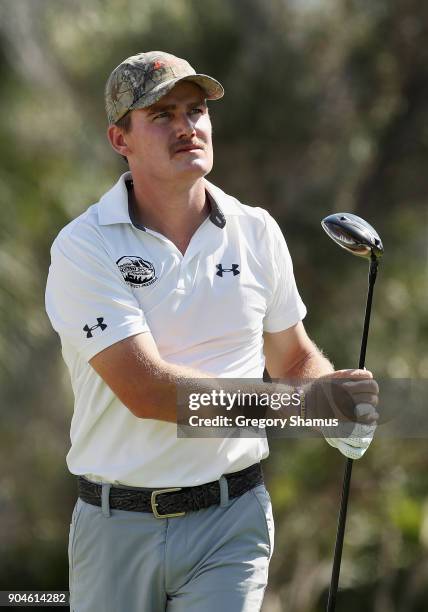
[323,403,377,460]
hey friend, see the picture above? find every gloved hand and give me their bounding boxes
[305,370,379,460]
[323,402,378,459]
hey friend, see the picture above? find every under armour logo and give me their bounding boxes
[216,264,240,277]
[83,317,108,338]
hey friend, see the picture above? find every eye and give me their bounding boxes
[190,107,205,115]
[154,111,171,120]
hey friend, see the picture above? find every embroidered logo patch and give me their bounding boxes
[116,256,158,287]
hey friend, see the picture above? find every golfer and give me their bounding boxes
[45,51,378,612]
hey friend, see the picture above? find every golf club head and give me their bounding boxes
[321,213,384,259]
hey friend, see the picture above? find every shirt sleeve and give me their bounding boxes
[45,222,150,361]
[263,213,307,333]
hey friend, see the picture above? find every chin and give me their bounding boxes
[176,161,212,178]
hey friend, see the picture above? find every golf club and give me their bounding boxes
[321,212,384,612]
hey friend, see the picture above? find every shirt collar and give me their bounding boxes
[97,171,134,226]
[97,171,240,229]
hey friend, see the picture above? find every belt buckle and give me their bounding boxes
[150,487,186,519]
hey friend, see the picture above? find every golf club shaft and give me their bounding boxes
[358,256,378,369]
[326,256,378,612]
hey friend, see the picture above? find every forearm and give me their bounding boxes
[286,346,334,379]
[94,332,334,425]
[131,359,300,423]
[150,348,333,425]
[91,333,300,423]
[262,329,378,445]
[121,358,213,422]
[267,345,335,427]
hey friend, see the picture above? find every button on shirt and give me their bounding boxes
[45,172,307,487]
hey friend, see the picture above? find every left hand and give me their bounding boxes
[323,404,377,459]
[318,369,379,459]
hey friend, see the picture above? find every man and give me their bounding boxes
[45,51,378,612]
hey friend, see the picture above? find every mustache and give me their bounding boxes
[172,140,205,153]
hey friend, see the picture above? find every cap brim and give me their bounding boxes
[129,74,224,111]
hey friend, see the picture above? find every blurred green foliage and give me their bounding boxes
[0,1,427,610]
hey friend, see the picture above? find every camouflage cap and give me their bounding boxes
[105,51,224,124]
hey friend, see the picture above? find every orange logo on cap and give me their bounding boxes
[153,61,165,70]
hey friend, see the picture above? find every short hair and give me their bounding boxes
[115,112,132,163]
[115,111,132,133]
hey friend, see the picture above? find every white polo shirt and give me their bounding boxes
[45,171,306,487]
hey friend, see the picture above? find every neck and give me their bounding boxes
[128,173,209,253]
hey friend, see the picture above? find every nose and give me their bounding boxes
[175,112,196,139]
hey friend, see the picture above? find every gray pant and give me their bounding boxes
[68,479,274,612]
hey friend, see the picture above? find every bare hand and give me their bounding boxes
[308,369,379,424]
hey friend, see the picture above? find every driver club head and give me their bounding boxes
[321,213,384,259]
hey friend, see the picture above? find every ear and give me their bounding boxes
[107,124,132,157]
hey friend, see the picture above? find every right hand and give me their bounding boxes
[306,369,379,425]
[307,369,380,460]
